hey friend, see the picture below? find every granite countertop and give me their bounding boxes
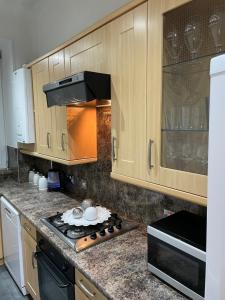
[0,180,187,300]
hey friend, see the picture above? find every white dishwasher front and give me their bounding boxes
[0,196,27,295]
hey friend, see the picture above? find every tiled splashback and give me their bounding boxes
[9,107,206,225]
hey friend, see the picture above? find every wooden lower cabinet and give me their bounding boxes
[75,285,89,300]
[75,269,107,300]
[22,221,39,300]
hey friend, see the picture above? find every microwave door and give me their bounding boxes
[148,235,205,300]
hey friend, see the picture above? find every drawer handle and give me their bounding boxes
[112,136,117,161]
[24,223,31,232]
[79,280,95,298]
[148,139,154,170]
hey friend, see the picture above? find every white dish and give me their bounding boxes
[83,207,97,221]
[61,206,111,226]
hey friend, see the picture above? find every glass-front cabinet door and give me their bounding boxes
[147,0,224,203]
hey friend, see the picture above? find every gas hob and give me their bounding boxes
[41,210,138,252]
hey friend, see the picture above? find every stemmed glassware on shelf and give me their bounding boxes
[209,10,223,53]
[166,28,182,64]
[184,17,203,59]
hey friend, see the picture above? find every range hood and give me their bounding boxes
[43,71,111,107]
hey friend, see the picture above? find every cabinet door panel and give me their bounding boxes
[110,3,147,179]
[32,59,53,156]
[65,26,107,76]
[49,50,68,160]
[22,229,39,300]
[147,0,207,197]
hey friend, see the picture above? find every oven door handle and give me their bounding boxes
[35,252,72,289]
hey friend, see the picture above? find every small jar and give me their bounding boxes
[33,172,40,186]
[28,169,35,184]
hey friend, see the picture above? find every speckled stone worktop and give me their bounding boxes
[0,180,187,300]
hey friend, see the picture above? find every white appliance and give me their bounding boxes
[13,67,35,144]
[205,54,225,300]
[0,196,27,295]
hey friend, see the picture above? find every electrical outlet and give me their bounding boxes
[70,175,75,184]
[67,175,75,184]
[163,209,174,217]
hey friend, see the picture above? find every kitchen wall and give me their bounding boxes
[0,0,34,68]
[0,0,132,150]
[16,107,206,226]
[29,0,132,60]
[0,0,35,149]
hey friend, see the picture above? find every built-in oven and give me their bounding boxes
[35,233,75,300]
[147,211,206,300]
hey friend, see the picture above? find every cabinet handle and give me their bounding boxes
[61,133,65,151]
[112,137,117,161]
[148,139,154,170]
[79,280,95,298]
[32,252,36,269]
[47,132,51,148]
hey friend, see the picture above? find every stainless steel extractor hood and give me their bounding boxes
[43,71,111,107]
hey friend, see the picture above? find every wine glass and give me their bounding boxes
[184,17,203,59]
[209,11,223,53]
[166,29,181,63]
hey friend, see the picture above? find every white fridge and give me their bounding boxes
[205,54,225,300]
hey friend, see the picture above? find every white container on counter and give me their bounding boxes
[33,173,40,186]
[28,170,35,184]
[38,176,48,191]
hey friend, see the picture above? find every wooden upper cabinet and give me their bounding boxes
[49,50,65,81]
[109,3,148,179]
[32,50,97,164]
[65,26,107,76]
[49,50,97,162]
[32,58,54,156]
[49,50,68,160]
[147,0,207,201]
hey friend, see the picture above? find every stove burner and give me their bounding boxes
[41,210,138,252]
[52,215,64,227]
[66,227,86,239]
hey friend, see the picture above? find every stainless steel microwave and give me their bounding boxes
[147,211,206,300]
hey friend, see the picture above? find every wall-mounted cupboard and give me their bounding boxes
[23,0,213,205]
[111,0,212,206]
[22,49,98,165]
[108,2,148,180]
